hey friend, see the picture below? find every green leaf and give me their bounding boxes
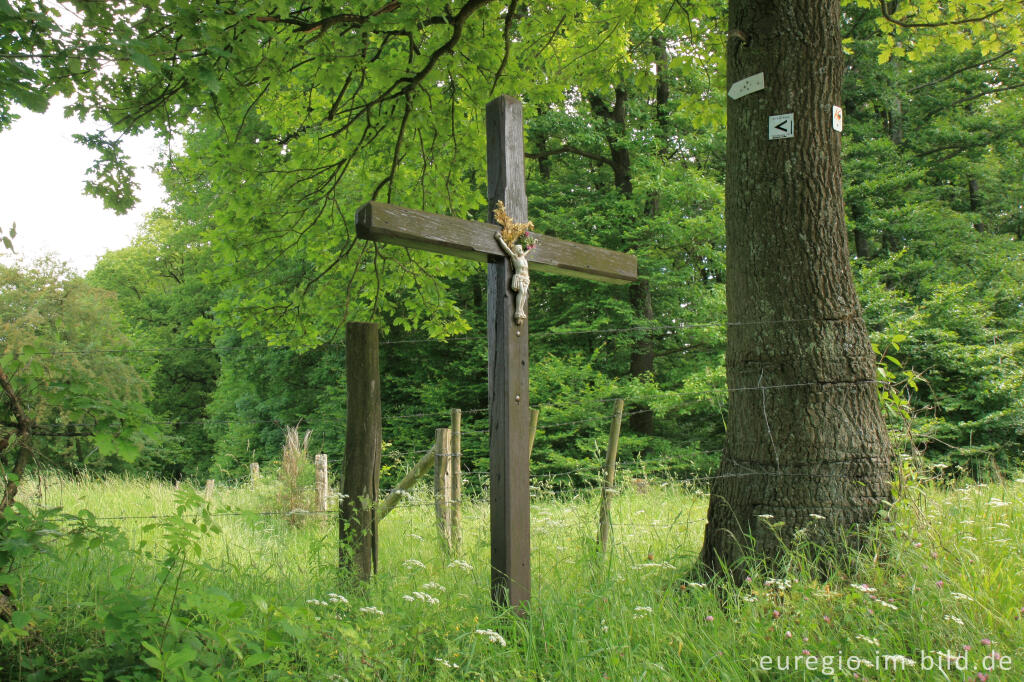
[165,647,198,671]
[243,652,273,668]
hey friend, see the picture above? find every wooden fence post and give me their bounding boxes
[204,478,215,501]
[378,444,436,521]
[340,322,382,580]
[315,453,329,513]
[450,408,462,555]
[434,428,454,553]
[528,407,540,458]
[249,462,260,482]
[598,399,625,552]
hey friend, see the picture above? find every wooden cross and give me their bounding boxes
[354,95,637,609]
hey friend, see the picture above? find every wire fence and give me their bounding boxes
[9,313,958,549]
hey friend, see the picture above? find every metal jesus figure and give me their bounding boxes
[494,232,531,325]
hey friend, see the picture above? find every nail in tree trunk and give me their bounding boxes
[700,0,893,579]
[340,322,382,579]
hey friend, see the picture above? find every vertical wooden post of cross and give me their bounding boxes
[340,321,382,579]
[486,95,531,610]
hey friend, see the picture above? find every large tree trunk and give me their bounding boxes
[700,0,892,578]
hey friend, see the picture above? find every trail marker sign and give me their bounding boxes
[769,113,794,139]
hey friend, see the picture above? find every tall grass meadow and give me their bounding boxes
[1,467,1022,680]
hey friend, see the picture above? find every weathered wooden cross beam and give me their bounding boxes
[354,95,637,610]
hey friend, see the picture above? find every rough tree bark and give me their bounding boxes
[699,0,893,578]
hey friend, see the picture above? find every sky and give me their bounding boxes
[0,99,167,273]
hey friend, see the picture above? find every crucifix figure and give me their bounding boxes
[494,232,529,324]
[355,95,637,610]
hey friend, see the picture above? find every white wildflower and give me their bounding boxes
[687,582,707,588]
[402,595,415,602]
[327,593,349,605]
[877,599,898,611]
[988,498,1009,507]
[856,634,880,646]
[742,595,758,603]
[633,606,653,619]
[943,614,964,625]
[950,592,974,601]
[403,558,426,570]
[765,578,792,591]
[411,591,439,605]
[421,582,446,592]
[850,583,877,594]
[475,628,507,646]
[962,535,976,542]
[359,606,384,616]
[448,559,474,572]
[434,658,459,669]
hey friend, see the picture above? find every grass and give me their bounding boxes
[2,471,1023,680]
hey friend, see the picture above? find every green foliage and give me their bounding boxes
[0,259,156,473]
[88,212,221,478]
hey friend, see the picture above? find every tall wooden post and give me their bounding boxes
[450,408,463,554]
[340,321,382,579]
[486,95,531,609]
[315,453,329,513]
[434,428,453,552]
[598,399,625,552]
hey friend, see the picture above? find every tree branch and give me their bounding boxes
[908,48,1014,93]
[0,360,33,511]
[525,145,612,166]
[878,1,1003,28]
[490,0,519,95]
[256,2,401,33]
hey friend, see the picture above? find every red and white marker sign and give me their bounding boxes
[832,106,843,132]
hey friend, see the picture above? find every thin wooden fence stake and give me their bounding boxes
[450,408,463,555]
[434,428,454,553]
[204,478,215,501]
[528,407,540,458]
[249,462,260,482]
[598,399,625,552]
[378,443,437,521]
[315,453,329,513]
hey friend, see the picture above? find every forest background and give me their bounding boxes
[2,0,1023,489]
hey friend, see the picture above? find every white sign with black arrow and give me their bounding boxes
[768,113,794,140]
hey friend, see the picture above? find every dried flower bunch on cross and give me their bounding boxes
[494,200,539,251]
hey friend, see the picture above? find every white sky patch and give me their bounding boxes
[0,99,166,273]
